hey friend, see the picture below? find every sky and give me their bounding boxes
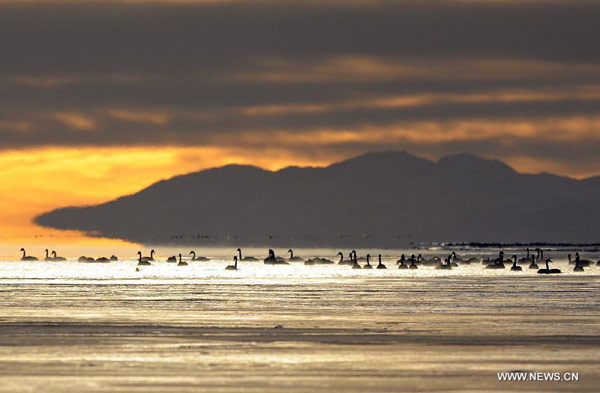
[1,0,599,245]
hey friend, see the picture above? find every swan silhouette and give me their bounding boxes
[376,254,387,269]
[569,252,591,267]
[287,249,304,262]
[337,252,354,265]
[408,254,418,270]
[305,256,334,265]
[397,254,408,269]
[518,248,532,264]
[44,249,53,261]
[485,251,506,269]
[141,250,155,262]
[436,255,452,270]
[190,251,209,261]
[110,255,118,261]
[237,248,258,261]
[510,255,522,271]
[528,254,539,269]
[226,256,238,270]
[450,252,462,265]
[20,248,38,261]
[166,255,177,262]
[264,249,289,265]
[177,254,188,266]
[51,251,66,261]
[351,251,362,269]
[137,251,151,266]
[95,257,110,263]
[573,255,584,272]
[537,258,561,274]
[363,254,373,269]
[421,255,441,266]
[78,256,95,262]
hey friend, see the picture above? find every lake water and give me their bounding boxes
[0,247,599,392]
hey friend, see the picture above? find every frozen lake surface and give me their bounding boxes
[0,248,599,392]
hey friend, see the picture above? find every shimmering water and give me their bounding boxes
[0,248,599,392]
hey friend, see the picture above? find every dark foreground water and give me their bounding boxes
[0,251,599,392]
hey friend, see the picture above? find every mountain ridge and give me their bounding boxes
[35,151,600,247]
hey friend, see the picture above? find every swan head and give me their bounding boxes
[137,251,142,255]
[288,249,292,254]
[512,255,517,261]
[20,248,25,252]
[237,248,241,252]
[337,252,343,256]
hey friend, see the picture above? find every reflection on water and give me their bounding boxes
[0,247,599,392]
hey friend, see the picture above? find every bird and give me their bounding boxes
[51,251,66,261]
[264,249,289,265]
[450,251,463,265]
[573,255,584,272]
[287,249,304,262]
[351,252,362,269]
[141,250,155,262]
[528,255,539,269]
[109,255,118,261]
[337,252,354,265]
[363,254,373,269]
[465,256,480,263]
[78,256,95,263]
[436,255,452,270]
[397,254,408,269]
[408,255,418,270]
[95,257,110,263]
[166,255,177,262]
[569,252,592,267]
[537,259,561,274]
[44,249,53,261]
[305,256,334,265]
[421,255,442,266]
[190,251,209,261]
[237,248,258,261]
[376,254,387,269]
[518,248,532,264]
[485,251,506,269]
[20,248,38,261]
[226,256,238,270]
[510,255,522,271]
[177,254,188,266]
[137,251,151,266]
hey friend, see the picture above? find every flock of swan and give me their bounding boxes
[17,247,597,274]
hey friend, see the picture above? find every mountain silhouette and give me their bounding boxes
[35,151,600,247]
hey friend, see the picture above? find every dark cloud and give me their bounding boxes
[0,0,599,176]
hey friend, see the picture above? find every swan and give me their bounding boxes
[305,256,334,265]
[408,254,418,270]
[264,249,289,265]
[287,249,305,262]
[44,249,53,261]
[510,255,522,271]
[436,255,452,270]
[20,248,38,261]
[573,257,584,272]
[450,252,463,265]
[177,254,188,266]
[335,252,351,265]
[51,251,66,261]
[351,252,362,269]
[485,251,506,269]
[518,248,532,264]
[190,251,209,261]
[137,251,151,266]
[465,256,480,263]
[376,254,387,269]
[78,256,95,262]
[237,248,258,261]
[141,250,155,262]
[226,256,238,270]
[421,255,442,266]
[570,252,592,266]
[110,255,118,261]
[528,255,539,269]
[166,255,177,262]
[363,254,373,269]
[397,254,408,269]
[537,258,561,274]
[95,257,110,263]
